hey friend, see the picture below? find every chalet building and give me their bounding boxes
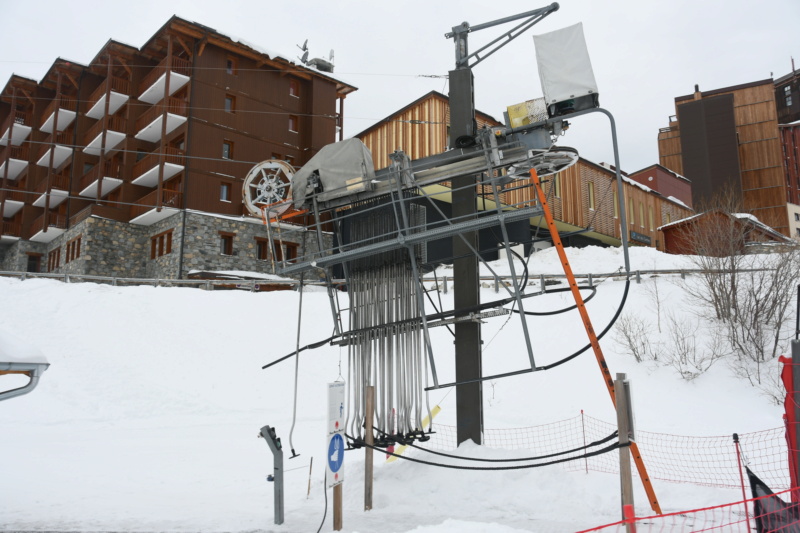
[0,16,356,278]
[659,210,793,256]
[657,78,800,237]
[775,67,799,124]
[357,91,694,254]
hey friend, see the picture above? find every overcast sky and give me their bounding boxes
[1,0,798,173]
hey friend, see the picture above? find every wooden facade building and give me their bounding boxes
[657,80,793,236]
[0,16,356,277]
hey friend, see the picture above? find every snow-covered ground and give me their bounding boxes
[0,246,791,532]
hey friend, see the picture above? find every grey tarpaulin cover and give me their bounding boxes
[292,138,377,208]
[533,22,598,106]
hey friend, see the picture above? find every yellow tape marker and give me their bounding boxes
[385,405,442,463]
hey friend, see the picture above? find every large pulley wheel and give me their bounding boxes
[242,159,295,217]
[526,146,579,177]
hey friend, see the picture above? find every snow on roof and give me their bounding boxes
[658,210,790,241]
[660,166,691,183]
[0,328,48,365]
[176,16,355,89]
[667,196,690,209]
[657,211,704,231]
[780,119,800,126]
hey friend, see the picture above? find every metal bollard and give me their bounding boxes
[259,425,284,525]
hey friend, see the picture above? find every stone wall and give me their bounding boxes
[0,210,324,280]
[0,240,47,272]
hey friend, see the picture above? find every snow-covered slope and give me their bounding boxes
[0,246,789,532]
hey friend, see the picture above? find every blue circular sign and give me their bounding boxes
[328,433,344,473]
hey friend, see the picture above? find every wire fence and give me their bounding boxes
[423,412,790,490]
[576,487,799,532]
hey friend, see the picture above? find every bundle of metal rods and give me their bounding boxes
[343,198,432,445]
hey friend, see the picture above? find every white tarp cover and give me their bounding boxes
[533,23,598,105]
[292,138,377,208]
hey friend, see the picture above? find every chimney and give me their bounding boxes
[693,84,701,100]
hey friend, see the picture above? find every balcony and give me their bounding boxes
[130,188,181,225]
[86,77,131,119]
[138,56,191,105]
[0,144,29,181]
[132,146,185,187]
[79,162,122,199]
[36,131,73,169]
[134,97,187,142]
[1,186,25,217]
[29,212,67,243]
[32,172,70,208]
[0,111,32,147]
[40,95,77,134]
[83,116,126,156]
[0,219,22,244]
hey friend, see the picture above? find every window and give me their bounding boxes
[285,154,295,166]
[587,181,595,210]
[648,205,654,231]
[220,183,231,202]
[796,228,800,238]
[666,212,672,223]
[65,236,81,263]
[613,191,619,218]
[255,238,270,261]
[272,152,282,161]
[639,202,645,228]
[226,57,237,75]
[219,232,234,256]
[629,198,635,226]
[224,95,235,113]
[150,230,173,259]
[289,79,300,98]
[26,253,42,273]
[47,248,61,272]
[795,213,800,222]
[288,115,299,133]
[222,141,234,160]
[284,242,299,263]
[553,175,561,198]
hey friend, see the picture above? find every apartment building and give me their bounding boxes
[357,91,693,254]
[657,77,800,237]
[0,16,356,278]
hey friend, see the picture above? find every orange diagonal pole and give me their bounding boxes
[530,168,662,515]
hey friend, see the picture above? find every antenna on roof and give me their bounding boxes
[297,39,309,64]
[329,49,335,64]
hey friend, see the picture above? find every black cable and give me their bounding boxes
[345,433,628,471]
[510,285,598,316]
[370,426,618,463]
[316,470,327,533]
[536,278,631,371]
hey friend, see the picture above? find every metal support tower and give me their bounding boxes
[446,3,559,446]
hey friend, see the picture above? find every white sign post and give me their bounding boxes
[327,381,345,530]
[327,381,346,486]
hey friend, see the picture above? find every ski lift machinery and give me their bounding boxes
[253,4,662,516]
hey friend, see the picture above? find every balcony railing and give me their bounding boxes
[132,146,185,180]
[1,143,28,163]
[29,212,67,237]
[83,116,127,146]
[38,131,72,159]
[135,97,187,133]
[130,188,182,220]
[1,110,30,131]
[42,95,77,118]
[87,77,131,111]
[1,220,22,237]
[35,172,70,194]
[70,204,128,226]
[2,187,26,202]
[0,110,32,146]
[80,161,121,191]
[138,56,191,98]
